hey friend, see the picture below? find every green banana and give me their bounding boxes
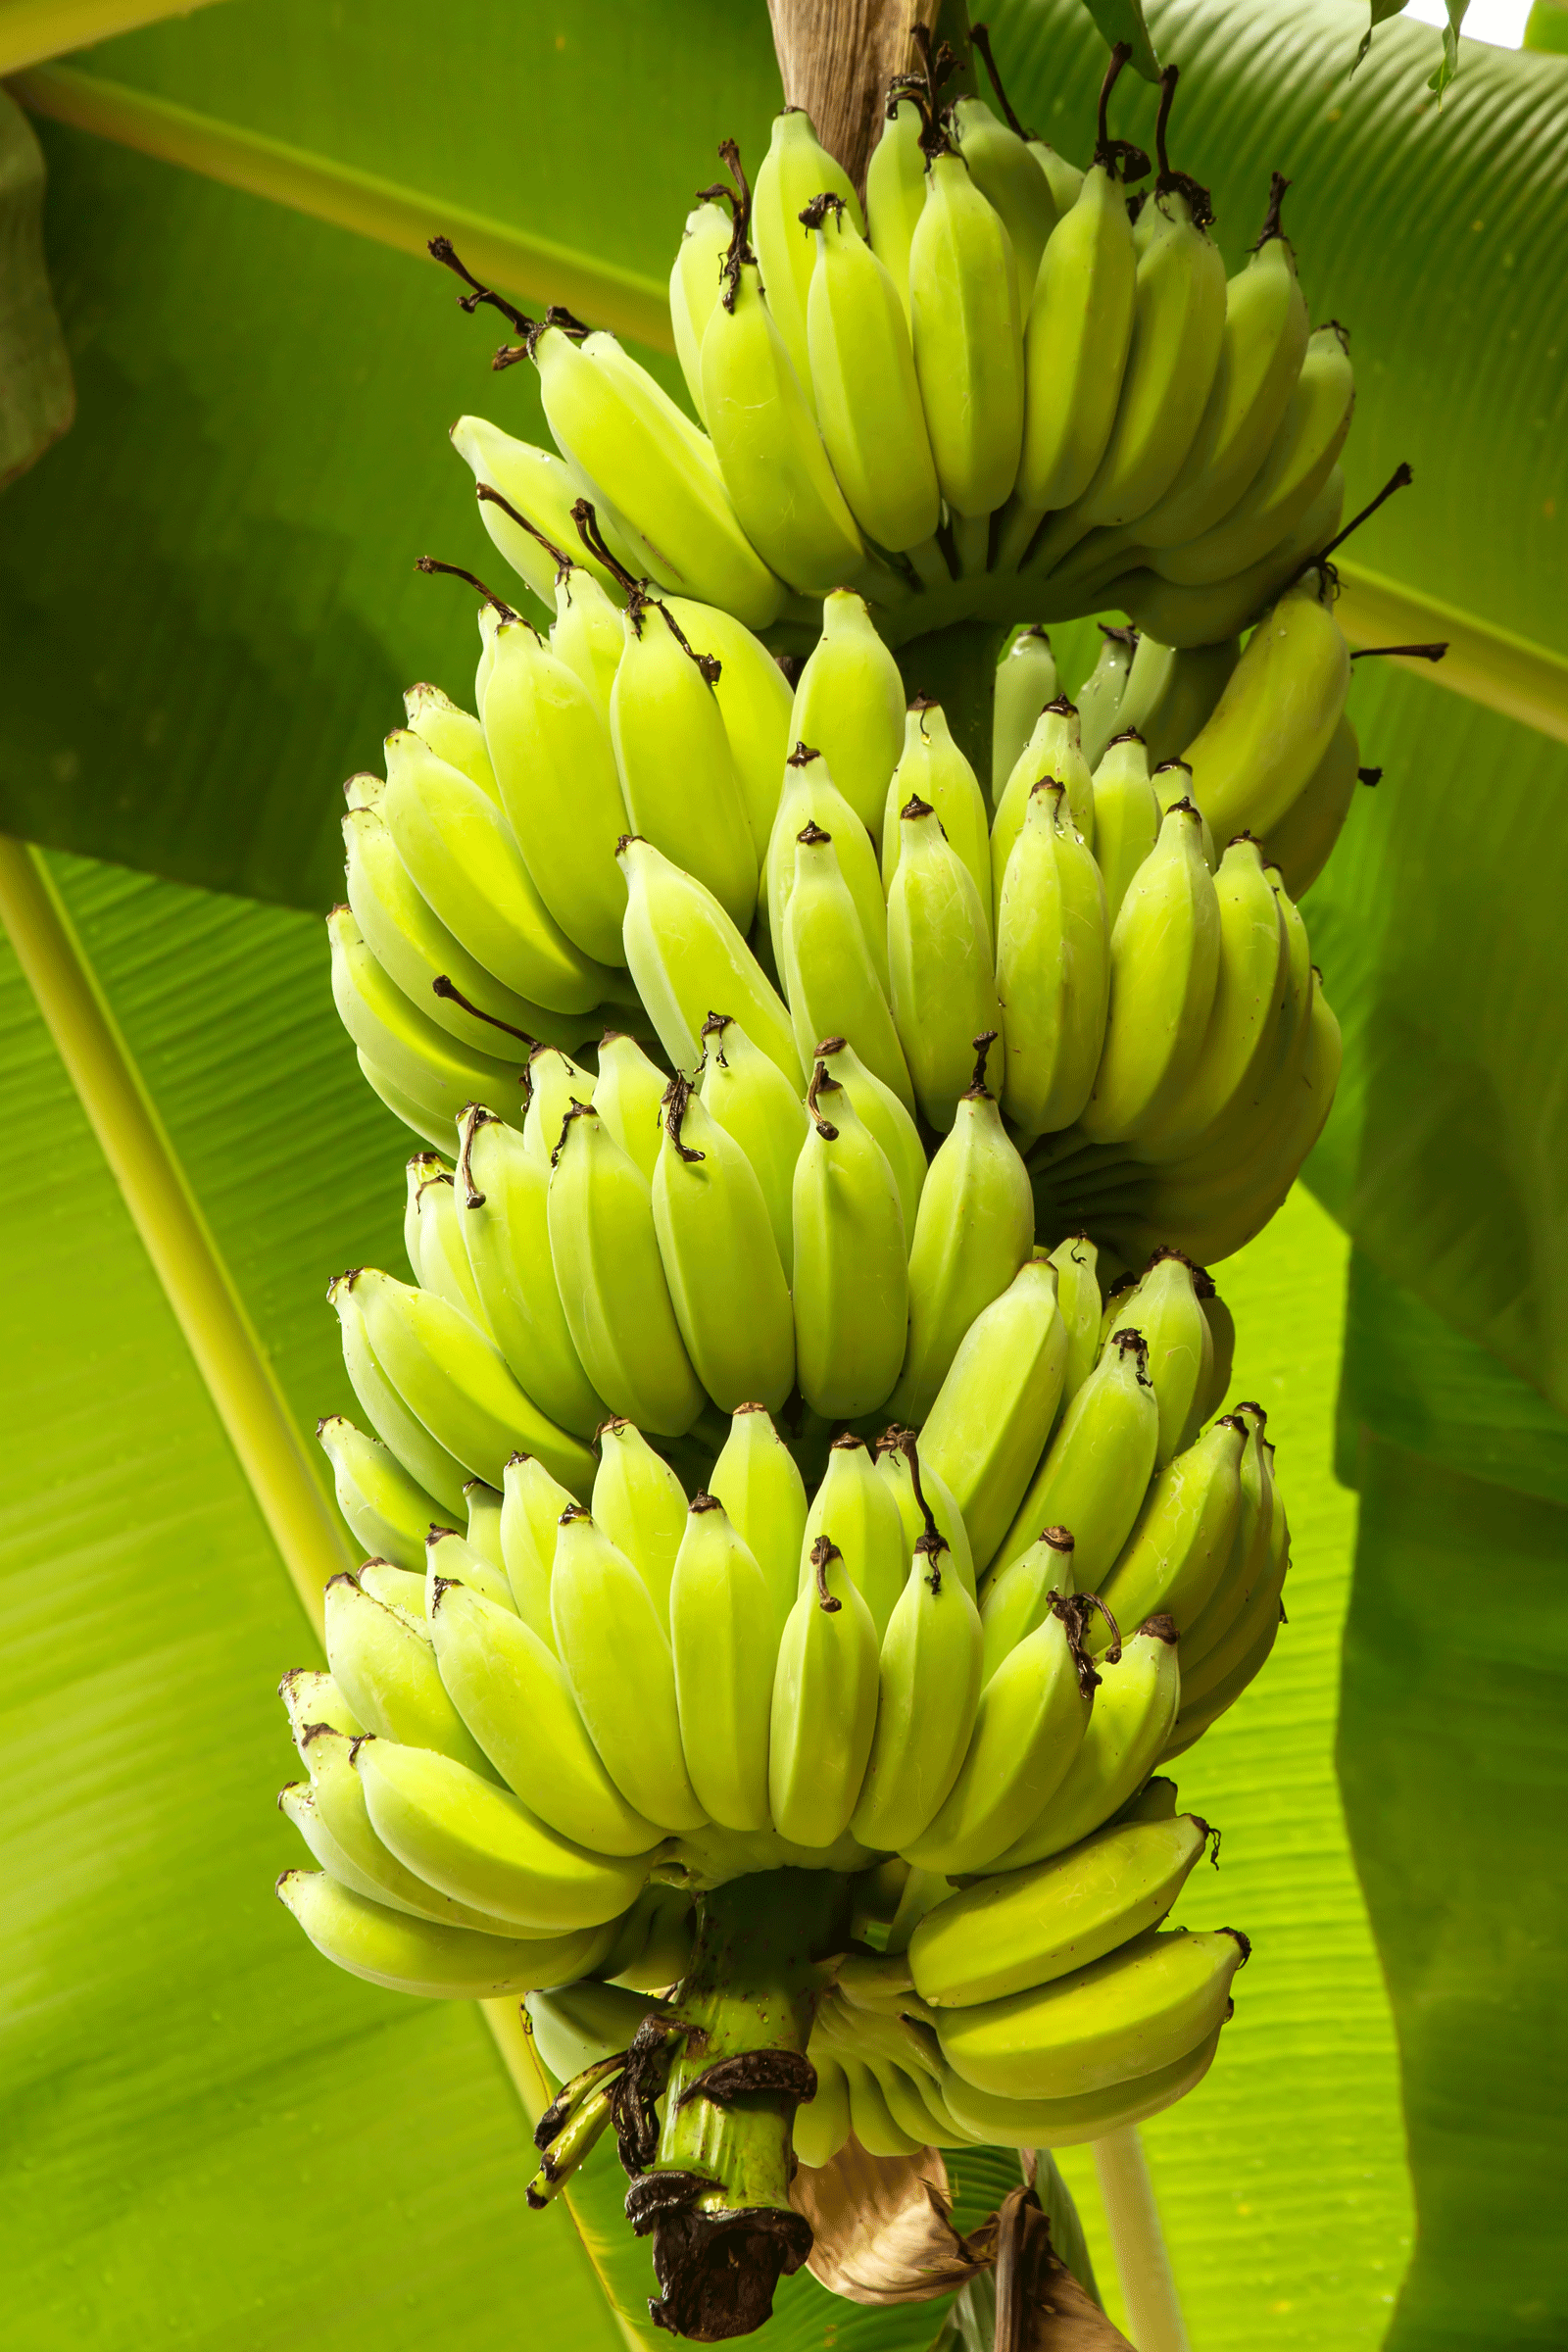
[545,1102,705,1438]
[346,1264,596,1496]
[768,1537,881,1846]
[286,1724,516,1930]
[918,1258,1068,1577]
[356,1559,426,1617]
[802,1435,908,1643]
[782,822,914,1116]
[669,1494,777,1833]
[812,1034,925,1241]
[802,190,942,559]
[791,1065,909,1422]
[584,1423,681,1626]
[1164,1598,1281,1758]
[934,2024,1221,2147]
[355,1735,645,1931]
[1183,573,1351,841]
[450,414,631,607]
[882,701,993,947]
[886,1067,1034,1425]
[887,806,1003,1131]
[751,108,862,408]
[1075,625,1140,769]
[1262,711,1363,901]
[593,1882,696,1992]
[407,1160,491,1334]
[1105,1250,1215,1464]
[408,680,504,803]
[793,2052,852,2168]
[874,1434,975,1601]
[910,1810,1211,2006]
[1114,634,1240,767]
[1078,799,1220,1144]
[768,746,890,991]
[669,196,732,425]
[1108,461,1344,649]
[318,1413,444,1572]
[1152,758,1216,870]
[710,1403,808,1646]
[936,1923,1247,2098]
[908,145,1024,559]
[548,562,627,724]
[277,1870,615,1998]
[865,93,926,325]
[904,1594,1093,1875]
[329,1271,470,1515]
[1090,731,1160,927]
[850,1537,984,1852]
[992,698,1095,892]
[789,589,907,835]
[500,1451,573,1650]
[618,834,803,1089]
[591,1030,667,1182]
[663,595,794,861]
[424,1525,515,1616]
[978,1527,1076,1686]
[994,1328,1159,1585]
[322,1570,495,1777]
[652,1078,796,1414]
[698,1012,807,1278]
[609,598,760,932]
[995,781,1110,1138]
[1094,1417,1245,1642]
[478,615,629,966]
[327,905,524,1143]
[454,1106,610,1442]
[381,728,614,1013]
[951,90,1055,318]
[549,1503,706,1831]
[991,1618,1183,1870]
[992,627,1058,807]
[522,1044,597,1166]
[1049,1234,1105,1406]
[527,1978,659,2080]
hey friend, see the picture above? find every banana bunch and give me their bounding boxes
[428,33,1353,656]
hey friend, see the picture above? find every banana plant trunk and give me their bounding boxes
[621,1868,855,2339]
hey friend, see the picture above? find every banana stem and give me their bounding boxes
[1092,2125,1192,2352]
[893,617,1012,791]
[631,1867,853,2340]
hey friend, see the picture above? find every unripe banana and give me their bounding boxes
[1183,575,1352,844]
[995,1328,1159,1585]
[358,1559,428,1618]
[887,807,1003,1131]
[527,1977,660,2080]
[995,781,1110,1138]
[908,148,1024,549]
[664,596,794,860]
[887,1071,1034,1426]
[769,1537,880,1846]
[1262,712,1362,901]
[327,906,523,1145]
[992,1619,1183,1870]
[466,1476,519,1572]
[287,1724,516,1929]
[424,1525,515,1617]
[768,746,890,990]
[838,2054,924,2157]
[653,1077,796,1413]
[477,617,628,966]
[670,1494,777,1832]
[618,835,803,1088]
[793,2051,853,2168]
[277,1870,613,1999]
[1137,834,1291,1160]
[591,1419,688,1620]
[530,318,783,630]
[698,1012,808,1278]
[501,1451,574,1649]
[455,1107,610,1443]
[404,671,502,783]
[905,1596,1093,1875]
[318,1413,444,1572]
[355,1735,645,1932]
[1179,1418,1281,1677]
[381,729,615,1013]
[1049,1234,1104,1406]
[865,94,927,324]
[278,1666,359,1747]
[952,93,1055,318]
[978,1528,1076,1685]
[936,1922,1247,2099]
[1152,759,1216,871]
[701,250,865,595]
[522,1044,597,1166]
[802,1434,908,1643]
[407,1160,490,1333]
[1013,128,1140,521]
[450,416,630,607]
[751,108,862,405]
[883,702,993,946]
[594,1880,696,1993]
[874,1435,975,1599]
[1152,323,1353,587]
[1114,634,1239,768]
[426,1578,662,1856]
[993,627,1058,807]
[783,822,914,1115]
[1164,1596,1281,1758]
[812,1034,926,1240]
[934,2025,1221,2148]
[992,699,1095,895]
[592,1030,667,1182]
[328,1272,470,1515]
[789,590,907,835]
[791,1065,909,1422]
[850,1538,985,1852]
[1094,1417,1245,1642]
[546,1102,705,1438]
[1105,1250,1215,1464]
[1079,799,1220,1143]
[1109,461,1345,649]
[919,1259,1069,1576]
[802,191,942,557]
[1075,625,1140,769]
[710,1403,809,1646]
[669,197,732,424]
[347,1264,597,1496]
[550,1503,707,1832]
[610,601,759,933]
[910,1810,1211,2006]
[1090,732,1160,927]
[322,1570,495,1777]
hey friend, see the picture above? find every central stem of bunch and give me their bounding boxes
[625,1867,854,2340]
